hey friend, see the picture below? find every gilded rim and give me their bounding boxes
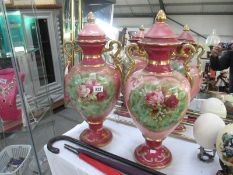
[84,55,101,59]
[79,128,113,147]
[133,148,172,169]
[138,41,181,46]
[148,60,170,65]
[82,63,105,68]
[78,39,106,43]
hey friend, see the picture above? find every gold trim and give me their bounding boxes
[174,43,196,87]
[148,60,170,65]
[79,128,113,147]
[156,10,166,23]
[125,44,137,81]
[78,39,106,43]
[144,137,162,142]
[195,44,205,77]
[87,121,103,125]
[97,136,113,147]
[183,24,190,31]
[145,71,173,76]
[84,55,101,59]
[134,150,172,169]
[82,63,105,68]
[102,40,123,75]
[138,41,181,46]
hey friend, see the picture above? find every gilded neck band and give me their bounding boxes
[148,60,170,65]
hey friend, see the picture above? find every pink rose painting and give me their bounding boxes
[85,80,100,93]
[145,91,179,110]
[96,90,107,101]
[76,85,90,98]
[76,79,107,102]
[145,91,164,110]
[164,95,179,108]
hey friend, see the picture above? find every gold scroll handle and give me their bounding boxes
[102,40,123,75]
[179,43,196,87]
[64,41,82,73]
[195,44,205,77]
[124,44,138,81]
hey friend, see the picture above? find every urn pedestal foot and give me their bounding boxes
[114,101,130,117]
[174,123,186,132]
[114,107,130,118]
[80,123,112,147]
[134,139,172,169]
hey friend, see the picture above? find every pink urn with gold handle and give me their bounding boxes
[115,25,147,118]
[127,25,147,72]
[172,25,205,99]
[124,10,191,168]
[65,12,121,147]
[173,25,205,132]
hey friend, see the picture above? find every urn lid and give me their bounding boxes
[129,25,145,43]
[78,12,106,42]
[177,25,195,44]
[133,25,145,39]
[141,10,180,45]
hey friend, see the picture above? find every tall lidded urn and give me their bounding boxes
[127,25,147,73]
[65,12,121,147]
[124,10,191,168]
[115,25,147,118]
[173,25,205,132]
[173,25,205,99]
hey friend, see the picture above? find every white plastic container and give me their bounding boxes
[0,145,31,175]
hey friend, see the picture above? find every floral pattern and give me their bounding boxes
[76,80,108,102]
[145,91,164,110]
[145,91,179,115]
[66,74,115,117]
[129,82,188,131]
[164,95,179,109]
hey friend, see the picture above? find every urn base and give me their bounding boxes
[174,123,186,132]
[134,140,172,169]
[80,124,112,147]
[114,108,130,118]
[114,101,130,117]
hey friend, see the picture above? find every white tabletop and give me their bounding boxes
[44,119,221,175]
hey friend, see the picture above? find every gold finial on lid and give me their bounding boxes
[87,11,95,24]
[156,10,166,22]
[183,25,190,31]
[139,25,144,31]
